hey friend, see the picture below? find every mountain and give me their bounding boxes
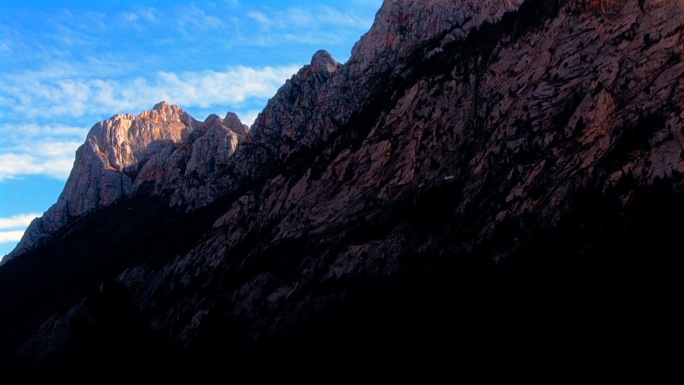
[5,102,248,259]
[1,0,683,379]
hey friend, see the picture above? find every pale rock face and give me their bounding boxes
[89,103,193,173]
[65,102,197,216]
[8,102,247,259]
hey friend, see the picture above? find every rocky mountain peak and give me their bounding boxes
[7,102,246,259]
[249,50,341,152]
[223,111,249,136]
[143,101,184,120]
[86,101,196,174]
[1,0,683,376]
[310,49,339,74]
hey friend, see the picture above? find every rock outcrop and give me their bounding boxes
[1,0,683,377]
[7,102,248,259]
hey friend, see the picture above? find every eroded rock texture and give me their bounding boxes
[1,0,683,378]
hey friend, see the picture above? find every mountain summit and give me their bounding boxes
[6,101,248,259]
[1,0,683,377]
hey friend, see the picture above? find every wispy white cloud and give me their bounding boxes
[246,5,375,32]
[0,123,88,145]
[0,1,381,182]
[120,7,157,24]
[224,3,378,48]
[175,3,224,34]
[0,230,26,243]
[155,65,300,107]
[0,213,41,244]
[0,144,81,181]
[0,213,41,230]
[247,11,272,28]
[0,64,298,180]
[1,65,300,120]
[0,122,87,181]
[322,5,378,27]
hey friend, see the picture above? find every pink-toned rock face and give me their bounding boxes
[63,102,196,216]
[9,101,247,258]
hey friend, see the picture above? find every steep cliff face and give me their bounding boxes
[1,0,683,377]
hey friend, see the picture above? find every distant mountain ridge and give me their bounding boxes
[1,0,683,377]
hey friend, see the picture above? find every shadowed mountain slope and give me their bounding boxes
[1,0,683,379]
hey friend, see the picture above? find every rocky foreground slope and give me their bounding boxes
[1,0,683,377]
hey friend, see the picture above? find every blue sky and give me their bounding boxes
[0,0,382,257]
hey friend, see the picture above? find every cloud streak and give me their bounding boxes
[0,213,41,244]
[1,65,300,120]
[0,1,380,182]
[0,65,300,180]
[0,122,89,180]
[175,3,224,34]
[0,143,81,181]
[0,213,41,230]
[238,4,376,48]
[0,230,25,243]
